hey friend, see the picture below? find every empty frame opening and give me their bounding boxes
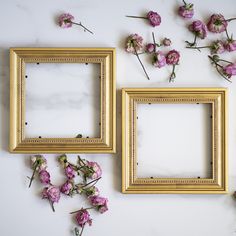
[136,103,212,178]
[24,62,101,138]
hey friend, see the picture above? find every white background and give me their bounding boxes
[1,0,236,236]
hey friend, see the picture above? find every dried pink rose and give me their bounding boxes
[178,1,194,19]
[58,13,74,28]
[125,34,144,53]
[223,63,236,78]
[75,209,92,227]
[60,180,74,195]
[146,43,155,53]
[166,50,180,65]
[65,164,76,179]
[224,39,236,52]
[207,14,228,33]
[162,38,171,46]
[42,185,60,203]
[85,161,102,179]
[89,196,108,214]
[39,170,51,185]
[152,51,166,68]
[210,40,225,54]
[189,20,207,39]
[147,11,161,27]
[85,186,100,197]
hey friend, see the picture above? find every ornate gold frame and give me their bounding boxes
[9,48,116,153]
[122,88,227,194]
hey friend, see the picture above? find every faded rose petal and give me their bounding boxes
[207,14,228,33]
[147,11,161,27]
[152,51,166,68]
[189,20,207,39]
[166,50,180,65]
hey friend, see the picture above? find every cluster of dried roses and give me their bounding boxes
[180,0,236,82]
[125,11,180,82]
[29,155,108,236]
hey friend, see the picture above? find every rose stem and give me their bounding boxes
[185,34,197,47]
[49,200,55,212]
[133,46,150,80]
[218,59,233,64]
[225,28,231,40]
[226,17,236,22]
[169,65,176,82]
[152,32,157,52]
[125,15,148,19]
[183,0,187,5]
[28,164,38,188]
[70,207,95,214]
[82,177,101,188]
[71,22,93,34]
[79,224,85,236]
[186,46,210,50]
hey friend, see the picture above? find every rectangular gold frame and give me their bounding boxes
[9,48,116,153]
[122,88,227,194]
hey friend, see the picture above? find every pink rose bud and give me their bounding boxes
[147,11,161,27]
[39,170,51,185]
[42,185,61,203]
[207,14,228,33]
[178,2,194,19]
[152,51,166,68]
[85,186,100,197]
[223,63,236,78]
[84,161,102,179]
[31,155,47,172]
[210,40,225,54]
[126,34,144,53]
[166,50,180,65]
[162,38,172,46]
[146,43,155,53]
[189,20,207,39]
[88,196,108,214]
[224,39,236,52]
[60,181,74,195]
[75,209,92,227]
[65,165,76,179]
[58,13,74,28]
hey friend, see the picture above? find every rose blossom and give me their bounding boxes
[31,155,47,171]
[58,13,74,28]
[39,170,51,185]
[84,161,102,179]
[152,51,166,68]
[178,2,194,19]
[60,181,74,195]
[166,50,180,65]
[65,164,76,179]
[223,63,236,78]
[75,209,92,227]
[224,39,236,52]
[42,185,61,203]
[126,34,144,53]
[189,20,207,39]
[85,186,100,197]
[162,38,171,46]
[210,40,225,54]
[146,43,155,53]
[147,11,161,27]
[207,14,228,33]
[89,196,108,213]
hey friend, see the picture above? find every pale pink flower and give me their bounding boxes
[210,40,225,54]
[189,20,207,39]
[146,43,155,53]
[223,63,236,78]
[39,170,50,185]
[84,161,102,179]
[147,11,161,27]
[89,196,108,214]
[166,50,180,65]
[58,13,74,28]
[152,51,166,68]
[65,165,76,179]
[178,2,194,19]
[60,181,74,195]
[85,186,100,197]
[75,209,92,227]
[207,14,228,33]
[125,34,144,53]
[42,185,61,203]
[224,39,236,52]
[162,38,172,46]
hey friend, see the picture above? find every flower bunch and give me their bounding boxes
[58,155,108,236]
[126,10,161,27]
[58,13,93,34]
[29,155,60,212]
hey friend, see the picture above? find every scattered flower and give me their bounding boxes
[162,37,172,46]
[75,209,92,227]
[152,51,166,68]
[178,0,194,19]
[224,38,236,52]
[39,170,51,185]
[166,50,180,82]
[146,43,155,53]
[84,161,102,180]
[65,164,76,179]
[89,196,108,214]
[207,14,228,33]
[85,186,100,197]
[211,40,225,54]
[42,185,61,212]
[223,63,236,78]
[125,34,150,80]
[58,13,93,34]
[126,11,161,27]
[60,180,74,195]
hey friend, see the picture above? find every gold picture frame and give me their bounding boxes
[9,48,116,153]
[122,88,227,194]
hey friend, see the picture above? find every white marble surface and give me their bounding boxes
[1,0,236,236]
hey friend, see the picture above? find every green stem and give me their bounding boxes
[28,164,38,188]
[49,200,55,212]
[185,34,197,47]
[183,0,187,5]
[82,177,101,188]
[226,17,236,22]
[186,45,211,51]
[71,22,93,34]
[125,15,148,19]
[79,224,85,236]
[225,28,231,40]
[218,59,233,64]
[152,32,157,52]
[134,46,150,80]
[169,65,176,82]
[70,207,95,215]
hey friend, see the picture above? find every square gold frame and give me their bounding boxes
[122,88,227,194]
[9,48,116,153]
